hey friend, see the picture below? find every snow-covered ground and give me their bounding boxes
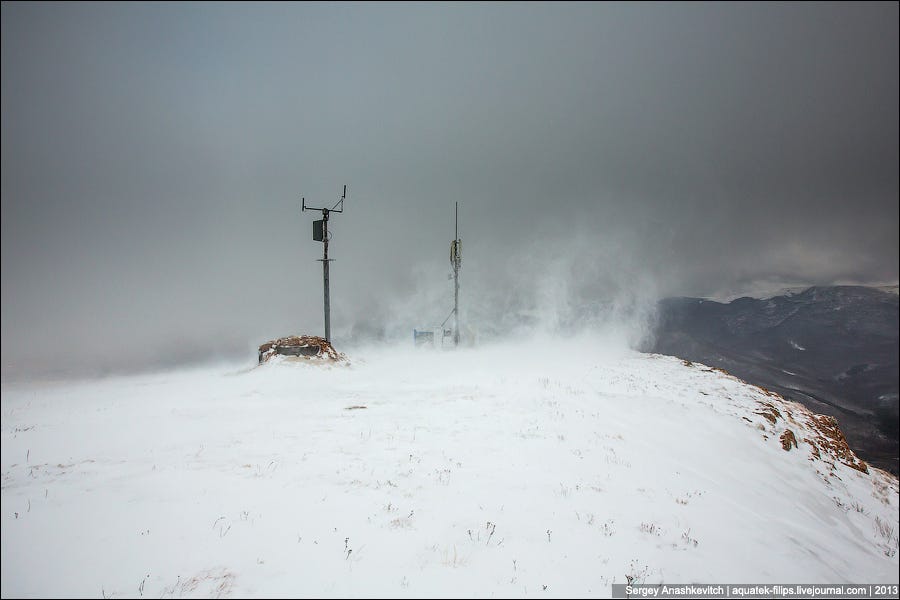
[2,338,898,598]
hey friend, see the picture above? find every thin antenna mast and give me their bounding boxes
[451,202,461,346]
[301,185,347,342]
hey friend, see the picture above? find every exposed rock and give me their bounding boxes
[805,414,869,473]
[750,392,869,474]
[756,402,782,425]
[780,429,798,451]
[258,335,345,363]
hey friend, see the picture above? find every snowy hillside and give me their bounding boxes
[2,339,898,598]
[650,285,900,475]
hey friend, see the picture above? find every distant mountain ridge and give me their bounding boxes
[647,285,899,474]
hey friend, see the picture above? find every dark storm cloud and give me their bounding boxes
[2,2,897,376]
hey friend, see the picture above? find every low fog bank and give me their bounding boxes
[0,327,646,388]
[2,210,893,382]
[2,230,663,382]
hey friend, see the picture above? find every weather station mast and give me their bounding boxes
[301,185,347,342]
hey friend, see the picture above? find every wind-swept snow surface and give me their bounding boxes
[2,340,898,597]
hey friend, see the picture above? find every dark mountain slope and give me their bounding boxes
[647,286,899,474]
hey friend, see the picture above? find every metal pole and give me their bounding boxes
[322,209,330,342]
[453,202,459,347]
[302,186,345,344]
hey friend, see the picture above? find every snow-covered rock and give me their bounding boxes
[258,335,346,363]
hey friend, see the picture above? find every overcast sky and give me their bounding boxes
[2,2,898,376]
